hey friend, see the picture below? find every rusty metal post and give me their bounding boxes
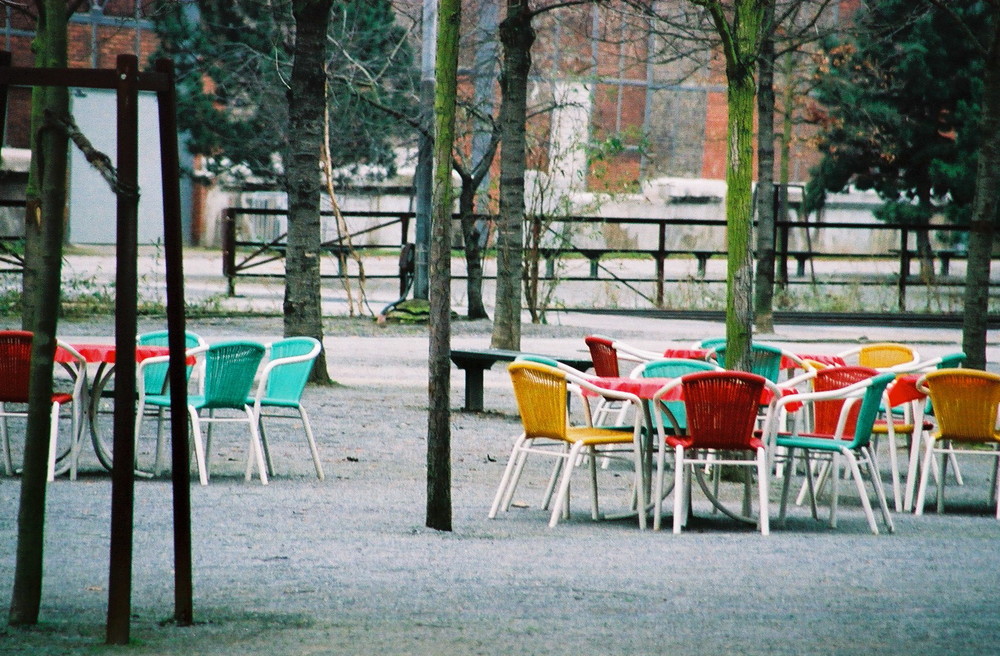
[155,57,193,627]
[221,207,237,295]
[106,53,140,646]
[655,221,666,307]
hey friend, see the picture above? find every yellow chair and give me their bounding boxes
[488,361,640,528]
[837,342,921,371]
[914,369,1000,518]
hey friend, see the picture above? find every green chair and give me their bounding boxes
[633,358,722,435]
[709,343,784,383]
[766,371,897,535]
[250,337,324,480]
[135,330,206,474]
[141,339,267,485]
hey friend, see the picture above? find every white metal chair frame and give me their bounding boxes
[1,339,87,482]
[251,339,324,481]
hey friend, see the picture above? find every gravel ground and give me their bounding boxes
[2,312,1000,655]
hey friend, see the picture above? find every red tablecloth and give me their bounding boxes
[791,353,847,369]
[660,348,710,361]
[658,348,846,371]
[588,375,800,410]
[55,343,193,365]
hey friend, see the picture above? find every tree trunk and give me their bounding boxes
[962,14,1000,371]
[491,1,534,351]
[753,1,776,334]
[721,0,763,373]
[725,74,757,371]
[427,0,460,532]
[285,0,333,385]
[458,178,489,319]
[10,0,68,626]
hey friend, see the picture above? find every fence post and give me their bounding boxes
[221,208,236,296]
[898,227,909,311]
[655,222,666,307]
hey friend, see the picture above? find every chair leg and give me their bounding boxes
[672,445,686,534]
[829,454,841,529]
[756,448,769,536]
[549,442,584,527]
[298,406,324,481]
[205,409,215,471]
[0,406,12,476]
[779,447,796,526]
[937,449,949,514]
[489,436,526,518]
[188,408,209,486]
[652,439,669,531]
[862,445,894,533]
[46,402,60,482]
[540,445,568,511]
[256,415,275,477]
[588,445,601,520]
[504,447,535,511]
[914,434,938,516]
[843,451,878,534]
[885,423,903,513]
[243,406,268,485]
[154,407,169,476]
[949,450,964,486]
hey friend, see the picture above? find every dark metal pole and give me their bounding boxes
[655,221,665,307]
[413,0,436,300]
[0,51,10,148]
[155,57,193,627]
[106,54,140,645]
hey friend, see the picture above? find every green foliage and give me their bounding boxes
[806,1,990,226]
[152,0,418,184]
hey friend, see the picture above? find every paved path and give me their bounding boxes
[1,312,999,655]
[2,248,999,654]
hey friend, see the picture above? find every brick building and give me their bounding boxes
[0,1,862,247]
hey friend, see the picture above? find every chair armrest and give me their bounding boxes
[612,341,663,363]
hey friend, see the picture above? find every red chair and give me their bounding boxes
[0,330,86,480]
[653,371,778,534]
[790,366,879,509]
[584,335,620,377]
[583,335,632,426]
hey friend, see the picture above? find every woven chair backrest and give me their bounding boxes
[201,340,266,409]
[681,371,766,450]
[0,330,33,403]
[857,343,916,369]
[638,358,718,379]
[508,362,567,440]
[262,337,320,403]
[925,369,1000,443]
[585,336,620,377]
[811,366,879,436]
[712,343,783,383]
[138,330,204,393]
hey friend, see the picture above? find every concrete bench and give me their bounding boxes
[450,348,593,412]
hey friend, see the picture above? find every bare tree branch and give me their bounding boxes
[44,109,139,200]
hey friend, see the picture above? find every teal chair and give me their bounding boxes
[766,372,897,535]
[141,340,267,485]
[710,343,784,383]
[135,330,206,474]
[250,337,324,480]
[633,358,722,435]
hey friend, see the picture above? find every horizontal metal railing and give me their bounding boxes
[218,207,988,313]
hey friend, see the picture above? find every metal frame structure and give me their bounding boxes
[0,52,191,642]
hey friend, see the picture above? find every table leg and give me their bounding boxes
[462,367,486,412]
